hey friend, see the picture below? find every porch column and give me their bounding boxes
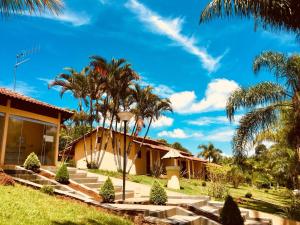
[187,159,191,179]
[192,161,195,178]
[0,100,10,165]
[150,149,153,171]
[54,113,61,166]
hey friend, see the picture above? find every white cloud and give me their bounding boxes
[23,9,91,26]
[125,0,221,72]
[158,128,203,139]
[0,81,37,96]
[152,116,173,128]
[202,128,234,142]
[37,77,60,92]
[154,84,175,98]
[170,78,239,114]
[188,114,243,126]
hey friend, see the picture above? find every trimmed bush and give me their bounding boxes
[99,177,115,203]
[40,185,54,195]
[150,180,168,205]
[220,195,244,225]
[245,192,252,198]
[55,164,69,184]
[202,181,207,187]
[23,152,41,172]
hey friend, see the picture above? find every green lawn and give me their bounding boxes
[89,169,298,219]
[0,184,133,225]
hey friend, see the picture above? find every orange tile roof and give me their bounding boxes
[0,87,73,117]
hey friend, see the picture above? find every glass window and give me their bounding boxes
[4,115,57,165]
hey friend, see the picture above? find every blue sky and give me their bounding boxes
[0,0,299,156]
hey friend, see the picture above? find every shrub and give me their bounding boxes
[245,192,252,198]
[55,163,69,184]
[151,161,164,178]
[87,161,98,169]
[23,152,41,172]
[202,181,207,187]
[40,185,54,195]
[208,182,228,199]
[220,195,244,225]
[284,193,300,219]
[150,180,168,205]
[228,166,244,188]
[99,177,115,203]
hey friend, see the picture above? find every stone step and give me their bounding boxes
[244,218,271,225]
[69,173,87,179]
[198,205,220,214]
[83,182,104,189]
[72,177,99,183]
[115,191,135,201]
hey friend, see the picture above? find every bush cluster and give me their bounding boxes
[220,195,244,225]
[40,185,54,195]
[23,152,41,172]
[245,192,252,198]
[55,164,69,184]
[150,180,167,205]
[99,177,115,203]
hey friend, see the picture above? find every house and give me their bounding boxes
[66,127,207,178]
[0,88,73,166]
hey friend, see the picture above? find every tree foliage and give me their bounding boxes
[197,143,222,163]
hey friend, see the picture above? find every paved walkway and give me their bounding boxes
[84,170,186,197]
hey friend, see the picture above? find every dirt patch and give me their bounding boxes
[0,169,15,186]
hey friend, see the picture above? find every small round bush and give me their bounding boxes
[99,177,115,203]
[55,164,69,184]
[220,195,244,225]
[40,185,54,195]
[202,181,207,187]
[150,180,168,205]
[23,152,41,172]
[245,192,252,198]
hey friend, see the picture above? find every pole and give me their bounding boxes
[122,120,127,202]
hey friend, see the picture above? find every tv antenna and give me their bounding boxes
[13,46,40,91]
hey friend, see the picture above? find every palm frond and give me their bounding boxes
[226,82,286,121]
[233,105,280,158]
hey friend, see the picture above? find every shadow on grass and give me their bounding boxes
[52,219,104,225]
[239,198,285,216]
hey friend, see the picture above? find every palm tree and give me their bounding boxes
[127,92,173,173]
[227,51,300,169]
[200,0,300,35]
[1,0,63,15]
[197,143,222,163]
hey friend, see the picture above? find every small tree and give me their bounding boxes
[228,166,244,188]
[99,177,115,203]
[150,180,167,205]
[55,163,69,184]
[220,195,244,225]
[23,152,41,172]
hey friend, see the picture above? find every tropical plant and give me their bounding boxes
[55,163,69,184]
[200,0,300,36]
[149,180,168,205]
[99,177,115,203]
[171,142,191,154]
[1,0,63,15]
[226,51,300,187]
[228,166,244,188]
[220,195,244,225]
[197,143,222,163]
[23,152,41,172]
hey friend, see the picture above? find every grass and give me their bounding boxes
[0,184,133,225]
[89,169,300,220]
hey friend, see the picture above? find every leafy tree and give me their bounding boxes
[1,0,62,16]
[171,142,191,154]
[200,0,300,36]
[197,143,222,163]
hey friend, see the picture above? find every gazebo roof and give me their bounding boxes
[161,149,184,159]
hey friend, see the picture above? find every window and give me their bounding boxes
[137,150,142,159]
[97,136,102,144]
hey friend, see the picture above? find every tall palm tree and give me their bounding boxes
[1,0,63,15]
[197,143,222,163]
[227,51,300,167]
[200,0,300,34]
[127,94,173,173]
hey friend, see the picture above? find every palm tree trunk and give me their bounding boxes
[127,116,153,173]
[89,96,94,166]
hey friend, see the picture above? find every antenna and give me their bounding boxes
[13,45,40,91]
